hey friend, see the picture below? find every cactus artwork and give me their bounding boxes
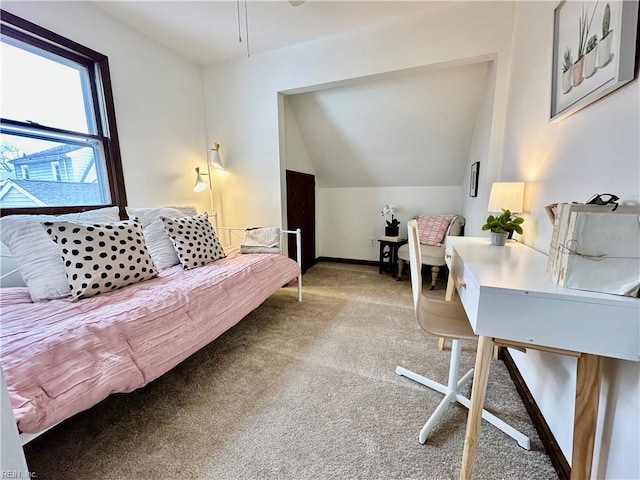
[597,2,614,68]
[552,0,632,119]
[602,3,611,39]
[576,2,598,60]
[562,47,573,73]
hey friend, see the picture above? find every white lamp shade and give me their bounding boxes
[487,182,524,213]
[210,151,224,170]
[210,143,224,170]
[193,172,207,192]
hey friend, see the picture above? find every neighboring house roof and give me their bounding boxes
[0,180,46,207]
[9,144,82,166]
[0,179,102,207]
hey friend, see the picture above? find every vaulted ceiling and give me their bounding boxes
[287,62,489,188]
[90,1,489,190]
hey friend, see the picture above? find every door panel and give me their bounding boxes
[286,170,315,274]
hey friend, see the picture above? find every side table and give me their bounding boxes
[378,237,407,277]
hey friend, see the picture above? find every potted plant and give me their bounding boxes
[584,35,598,78]
[562,47,573,93]
[597,3,613,68]
[573,3,597,87]
[381,204,400,236]
[481,209,524,246]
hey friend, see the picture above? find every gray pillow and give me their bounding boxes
[0,207,120,301]
[126,206,197,270]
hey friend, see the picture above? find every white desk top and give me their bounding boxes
[447,237,638,307]
[446,237,639,361]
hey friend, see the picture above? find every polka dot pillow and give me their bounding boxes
[42,218,157,300]
[160,213,226,270]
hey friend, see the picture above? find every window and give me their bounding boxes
[51,162,62,182]
[0,10,126,215]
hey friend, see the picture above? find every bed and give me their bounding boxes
[0,211,301,452]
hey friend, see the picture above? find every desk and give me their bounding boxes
[444,237,639,480]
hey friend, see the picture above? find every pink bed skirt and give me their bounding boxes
[0,247,299,434]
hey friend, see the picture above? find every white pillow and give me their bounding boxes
[0,207,120,302]
[42,218,157,299]
[126,206,197,270]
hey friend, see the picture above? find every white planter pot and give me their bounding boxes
[597,33,613,68]
[572,57,584,87]
[562,66,573,93]
[584,48,597,78]
[490,231,508,246]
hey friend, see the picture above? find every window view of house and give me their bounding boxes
[0,28,113,209]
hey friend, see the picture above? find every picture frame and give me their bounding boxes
[469,162,479,197]
[550,0,639,122]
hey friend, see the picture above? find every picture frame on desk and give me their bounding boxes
[469,162,479,197]
[550,0,639,122]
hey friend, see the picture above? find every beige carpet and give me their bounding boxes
[24,262,558,479]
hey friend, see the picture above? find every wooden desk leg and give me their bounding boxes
[460,335,494,480]
[441,272,455,351]
[570,354,602,480]
[445,272,455,301]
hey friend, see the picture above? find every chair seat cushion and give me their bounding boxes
[397,243,445,266]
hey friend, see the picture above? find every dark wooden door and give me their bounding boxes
[286,170,315,274]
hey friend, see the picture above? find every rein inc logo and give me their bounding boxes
[1,471,37,478]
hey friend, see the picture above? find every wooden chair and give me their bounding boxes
[395,219,530,448]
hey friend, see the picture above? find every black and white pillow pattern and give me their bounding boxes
[160,213,226,270]
[42,218,157,299]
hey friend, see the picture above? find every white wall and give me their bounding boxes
[500,2,639,478]
[461,60,501,236]
[203,2,517,232]
[318,186,463,261]
[2,1,210,214]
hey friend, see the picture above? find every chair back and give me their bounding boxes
[407,219,422,314]
[407,219,476,340]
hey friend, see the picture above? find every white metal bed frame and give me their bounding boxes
[0,211,303,452]
[215,224,302,303]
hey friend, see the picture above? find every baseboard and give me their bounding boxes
[501,348,571,480]
[316,256,378,267]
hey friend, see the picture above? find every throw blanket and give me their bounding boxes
[240,227,281,254]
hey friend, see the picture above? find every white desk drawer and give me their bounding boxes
[450,251,480,329]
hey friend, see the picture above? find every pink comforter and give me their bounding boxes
[0,247,299,434]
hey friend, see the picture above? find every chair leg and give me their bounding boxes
[430,266,439,289]
[397,259,405,280]
[395,339,530,448]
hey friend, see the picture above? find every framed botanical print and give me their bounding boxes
[550,0,639,121]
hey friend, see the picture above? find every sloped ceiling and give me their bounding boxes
[287,62,490,188]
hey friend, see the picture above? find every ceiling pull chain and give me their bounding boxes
[236,0,242,43]
[244,0,250,57]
